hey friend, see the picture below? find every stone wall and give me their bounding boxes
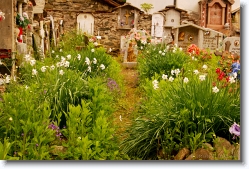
[44,0,153,53]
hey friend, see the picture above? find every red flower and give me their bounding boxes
[226,76,230,82]
[216,68,221,74]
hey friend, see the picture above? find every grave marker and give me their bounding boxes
[222,37,240,55]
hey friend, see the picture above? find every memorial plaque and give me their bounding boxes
[222,37,240,55]
[177,26,198,51]
[202,31,223,51]
[151,13,164,38]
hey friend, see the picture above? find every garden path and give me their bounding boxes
[112,64,142,142]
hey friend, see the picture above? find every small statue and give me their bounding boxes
[178,32,185,41]
[127,42,135,62]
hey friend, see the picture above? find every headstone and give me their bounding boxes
[151,13,164,38]
[77,14,94,35]
[222,37,240,55]
[202,31,223,51]
[173,22,223,52]
[33,0,45,14]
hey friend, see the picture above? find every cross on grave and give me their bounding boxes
[215,33,222,47]
[124,10,131,25]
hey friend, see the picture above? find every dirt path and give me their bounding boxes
[113,66,142,142]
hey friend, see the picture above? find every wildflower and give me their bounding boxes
[56,62,61,67]
[162,52,165,56]
[229,76,236,83]
[24,54,31,62]
[193,70,199,75]
[93,58,97,64]
[152,80,159,90]
[77,54,81,60]
[159,51,162,54]
[50,65,55,70]
[64,61,70,68]
[183,77,189,83]
[199,75,206,81]
[91,49,95,53]
[52,50,55,53]
[36,144,39,147]
[140,46,143,50]
[30,59,36,66]
[100,64,105,70]
[169,76,174,82]
[232,72,237,79]
[174,69,180,76]
[179,47,182,51]
[59,70,64,75]
[78,137,81,140]
[216,68,221,74]
[162,74,168,80]
[172,49,176,53]
[66,54,71,60]
[229,122,240,139]
[41,66,46,72]
[9,117,13,121]
[212,86,219,93]
[171,70,175,75]
[56,55,59,58]
[202,64,208,70]
[23,12,29,19]
[61,56,66,62]
[25,85,29,90]
[85,57,90,65]
[32,69,37,75]
[59,49,62,52]
[87,66,91,72]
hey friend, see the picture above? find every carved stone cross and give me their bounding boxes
[215,33,222,47]
[124,10,131,25]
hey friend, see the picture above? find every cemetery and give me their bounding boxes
[0,0,240,160]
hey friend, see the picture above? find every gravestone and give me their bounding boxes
[77,14,94,35]
[172,22,223,51]
[222,37,240,55]
[151,13,164,38]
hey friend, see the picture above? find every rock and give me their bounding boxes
[214,137,233,160]
[174,148,190,160]
[185,148,214,160]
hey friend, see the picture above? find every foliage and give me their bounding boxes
[122,44,240,159]
[140,3,154,14]
[137,44,189,83]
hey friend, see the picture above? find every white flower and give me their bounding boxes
[78,137,81,140]
[199,75,206,81]
[193,70,199,75]
[174,69,180,76]
[172,49,176,53]
[56,62,61,67]
[56,55,59,58]
[229,76,236,83]
[174,44,178,48]
[232,72,237,79]
[61,56,66,62]
[59,49,63,52]
[64,61,70,68]
[52,50,55,53]
[179,47,182,51]
[183,77,189,83]
[9,117,13,121]
[162,74,168,80]
[32,69,37,75]
[24,54,31,61]
[94,42,98,46]
[171,70,175,75]
[91,49,95,53]
[202,64,208,70]
[169,76,174,82]
[212,86,219,93]
[30,59,36,66]
[25,85,29,90]
[50,65,55,70]
[59,70,64,75]
[66,54,71,60]
[23,12,28,19]
[162,52,165,56]
[100,64,105,70]
[192,56,195,60]
[159,51,162,54]
[93,58,97,64]
[87,66,91,72]
[41,66,46,72]
[77,54,81,60]
[140,46,143,50]
[152,80,159,90]
[0,60,2,65]
[85,57,90,65]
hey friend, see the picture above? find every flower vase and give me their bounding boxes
[18,27,23,43]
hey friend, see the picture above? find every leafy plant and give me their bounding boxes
[140,3,154,14]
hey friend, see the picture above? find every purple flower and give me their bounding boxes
[36,144,39,147]
[21,133,24,136]
[229,122,240,139]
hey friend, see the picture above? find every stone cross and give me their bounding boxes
[215,33,222,47]
[124,10,131,25]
